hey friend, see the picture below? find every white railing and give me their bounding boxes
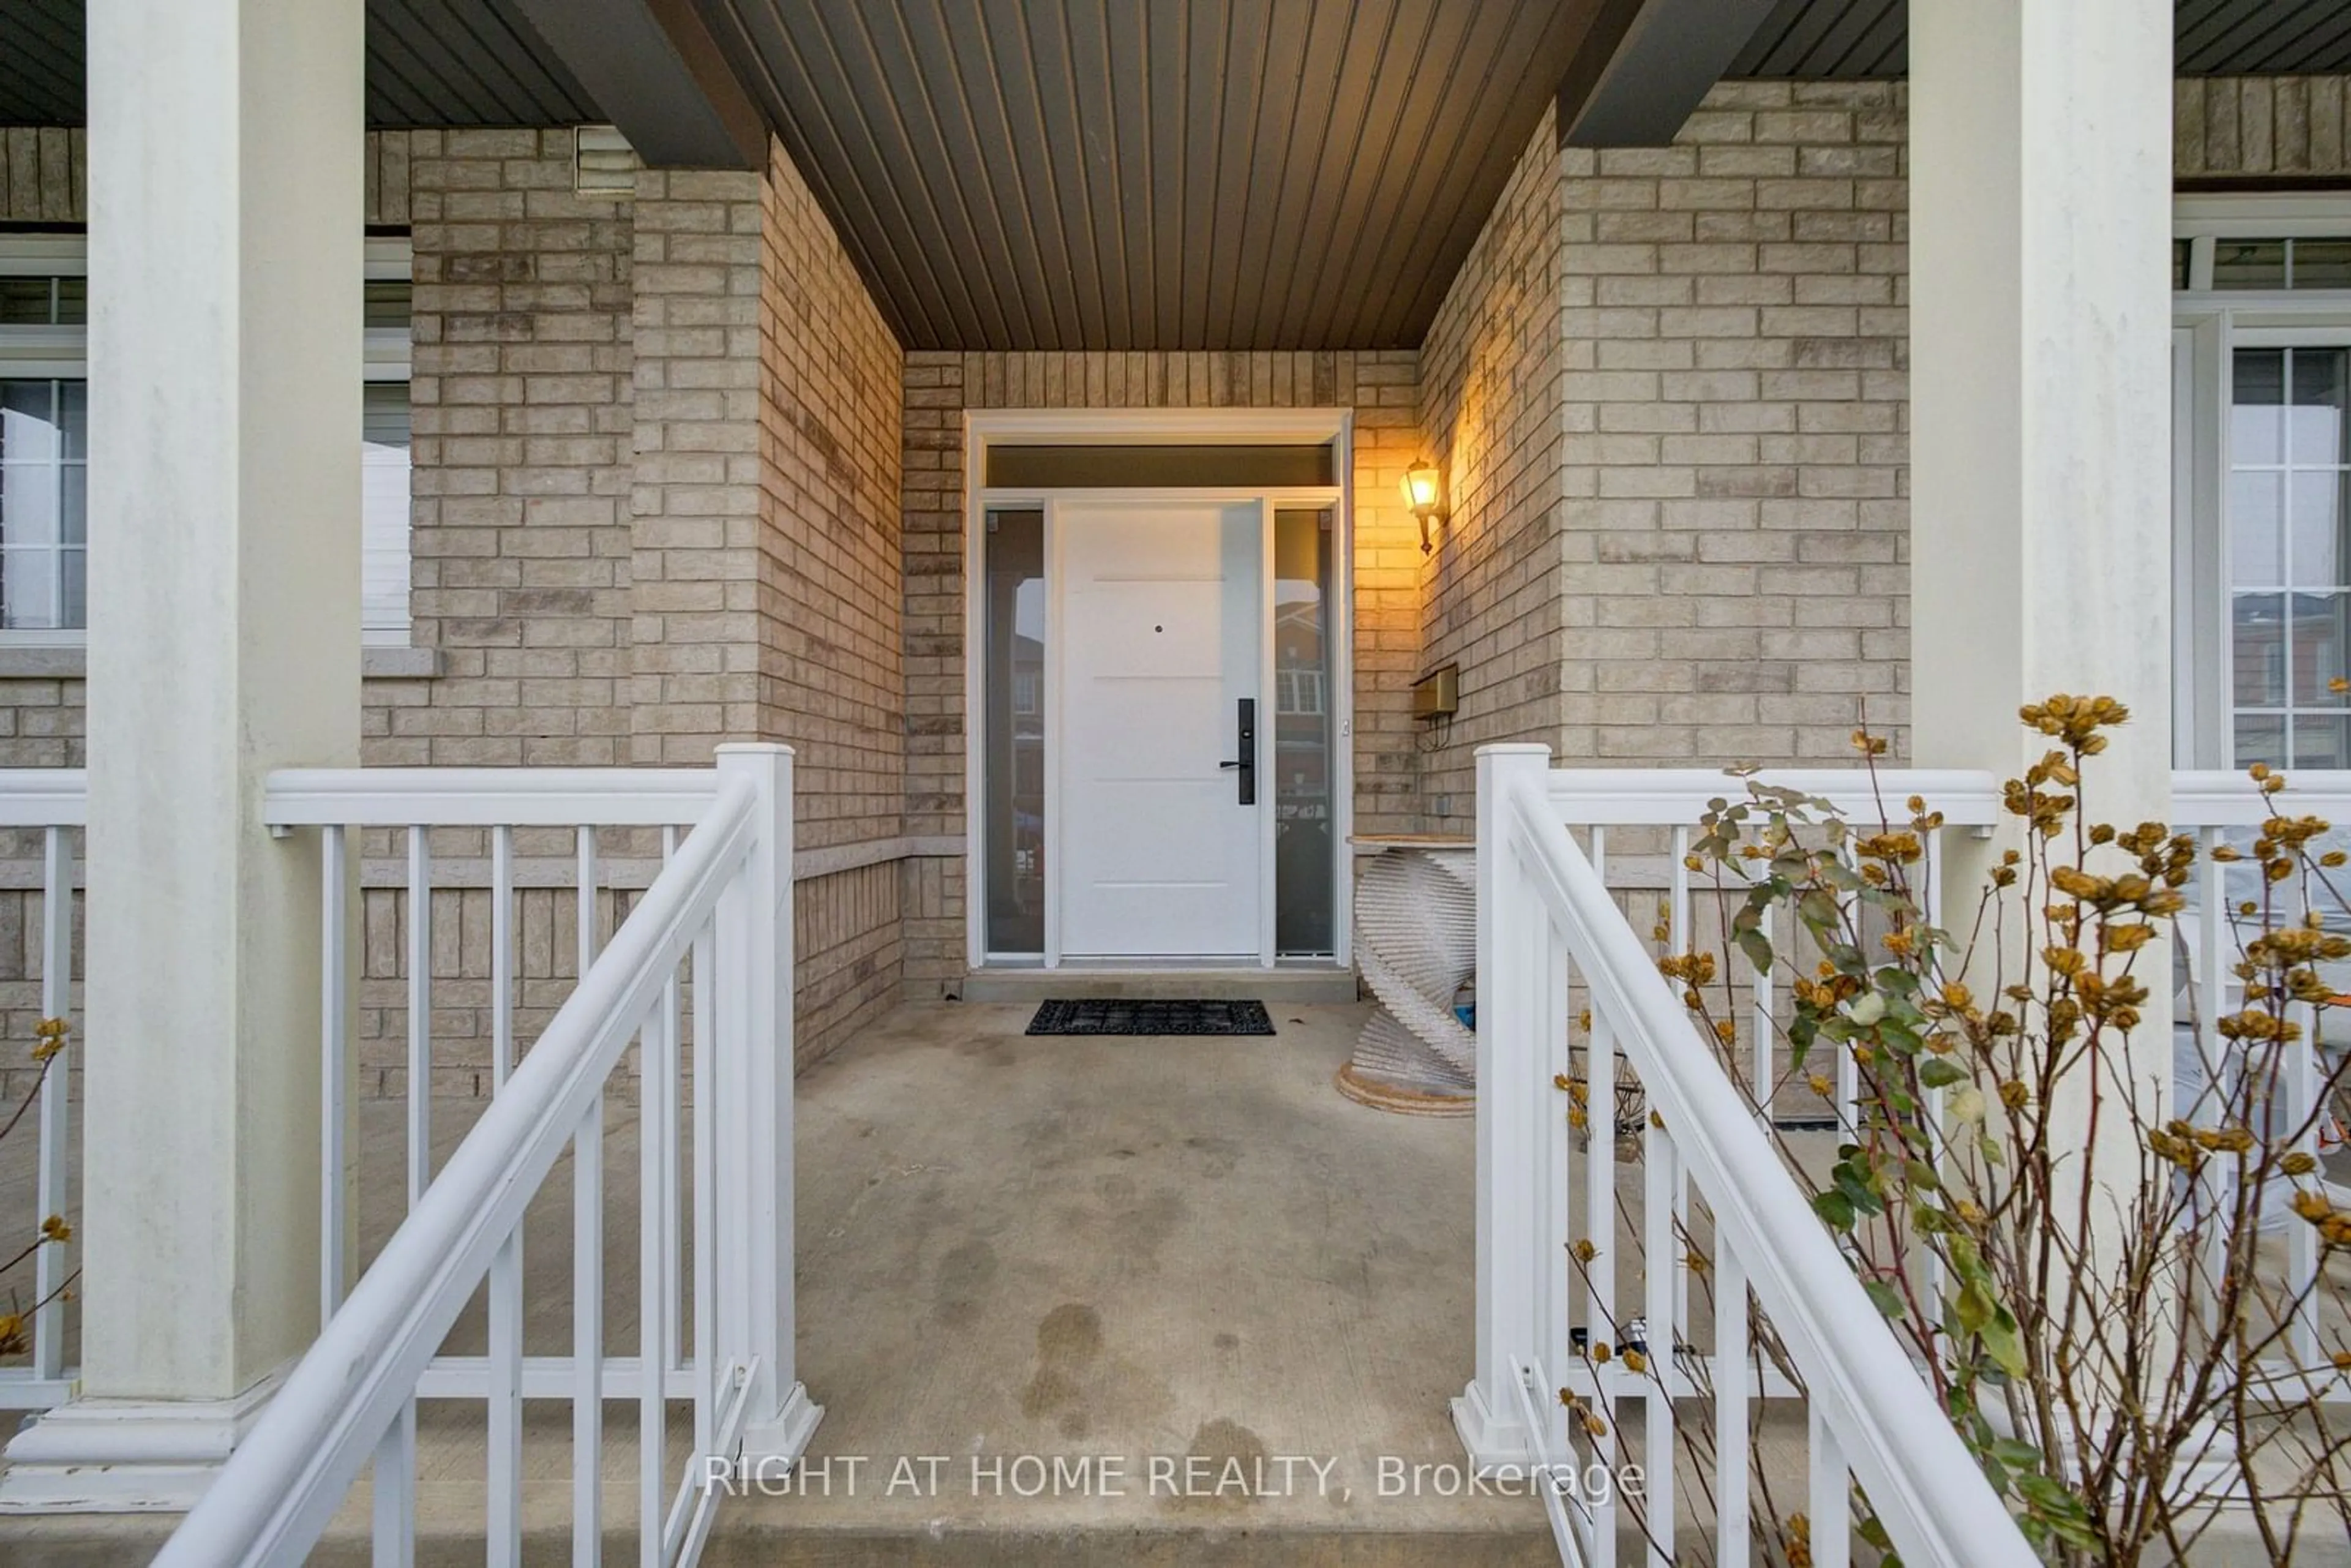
[159,744,817,1566]
[0,770,82,1414]
[1461,746,2031,1568]
[2173,768,2351,1397]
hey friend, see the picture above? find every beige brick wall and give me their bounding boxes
[1,127,413,225]
[1417,107,1569,821]
[627,140,907,1067]
[628,165,765,759]
[1545,80,1912,769]
[756,136,907,1060]
[6,73,2351,1057]
[2177,77,2351,178]
[898,349,1422,991]
[377,129,636,769]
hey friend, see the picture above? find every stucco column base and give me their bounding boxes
[0,1367,285,1513]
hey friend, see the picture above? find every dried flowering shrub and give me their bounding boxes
[1605,699,2351,1566]
[0,1015,75,1356]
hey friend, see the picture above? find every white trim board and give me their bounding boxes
[961,407,1357,973]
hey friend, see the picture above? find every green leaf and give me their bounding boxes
[1990,1439,2043,1469]
[1918,1058,1970,1090]
[1903,1158,1942,1192]
[1955,1279,1994,1333]
[1834,1166,1887,1217]
[1737,927,1774,974]
[1811,1188,1857,1231]
[1981,1308,2029,1380]
[1863,1278,1906,1319]
[2014,1471,2090,1525]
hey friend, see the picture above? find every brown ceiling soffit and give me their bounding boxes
[509,0,766,170]
[1557,0,1788,148]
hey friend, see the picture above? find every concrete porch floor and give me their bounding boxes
[0,1001,1555,1564]
[727,998,1549,1564]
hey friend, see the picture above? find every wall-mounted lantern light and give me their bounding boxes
[1402,456,1446,555]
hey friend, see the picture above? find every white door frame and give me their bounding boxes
[961,406,1355,972]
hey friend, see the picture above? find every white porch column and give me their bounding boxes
[0,0,364,1511]
[1910,0,2173,819]
[715,744,824,1463]
[1909,4,2175,1169]
[1453,743,1556,1469]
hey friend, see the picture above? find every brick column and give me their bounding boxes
[631,141,907,1067]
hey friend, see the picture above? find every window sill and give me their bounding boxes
[0,646,447,680]
[360,646,445,679]
[0,647,89,679]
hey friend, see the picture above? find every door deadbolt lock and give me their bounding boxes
[1218,697,1256,806]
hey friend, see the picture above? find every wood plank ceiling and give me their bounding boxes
[0,0,599,127]
[1730,0,2351,79]
[10,1,2351,347]
[691,0,1597,351]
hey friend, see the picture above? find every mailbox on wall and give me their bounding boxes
[1412,663,1459,720]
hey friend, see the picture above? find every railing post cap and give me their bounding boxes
[1476,744,1552,759]
[714,743,795,759]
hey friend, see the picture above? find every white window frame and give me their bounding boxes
[2173,194,2351,768]
[361,239,415,647]
[0,234,415,649]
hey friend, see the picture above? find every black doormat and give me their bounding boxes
[1026,999,1277,1037]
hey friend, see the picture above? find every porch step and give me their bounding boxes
[0,1516,1557,1566]
[702,1521,1556,1566]
[955,966,1359,1004]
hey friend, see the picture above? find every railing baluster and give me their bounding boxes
[372,1402,416,1567]
[2287,868,2321,1369]
[1832,844,1859,1138]
[2197,826,2229,1332]
[692,923,718,1462]
[1666,828,1692,1406]
[1716,1237,1752,1568]
[1586,993,1619,1568]
[572,1096,604,1567]
[1668,825,1691,947]
[1752,902,1774,1121]
[662,825,684,1377]
[1920,828,1946,1309]
[1640,1114,1677,1568]
[487,825,522,1567]
[406,825,432,1206]
[1809,1406,1851,1568]
[493,824,515,1084]
[640,1009,673,1567]
[33,823,74,1381]
[320,823,348,1327]
[575,825,604,1568]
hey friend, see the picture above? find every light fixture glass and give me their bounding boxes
[1403,457,1443,553]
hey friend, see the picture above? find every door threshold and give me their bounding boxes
[958,965,1357,1005]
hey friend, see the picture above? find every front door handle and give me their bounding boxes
[1218,698,1256,806]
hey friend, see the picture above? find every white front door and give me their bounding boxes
[1056,499,1264,960]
